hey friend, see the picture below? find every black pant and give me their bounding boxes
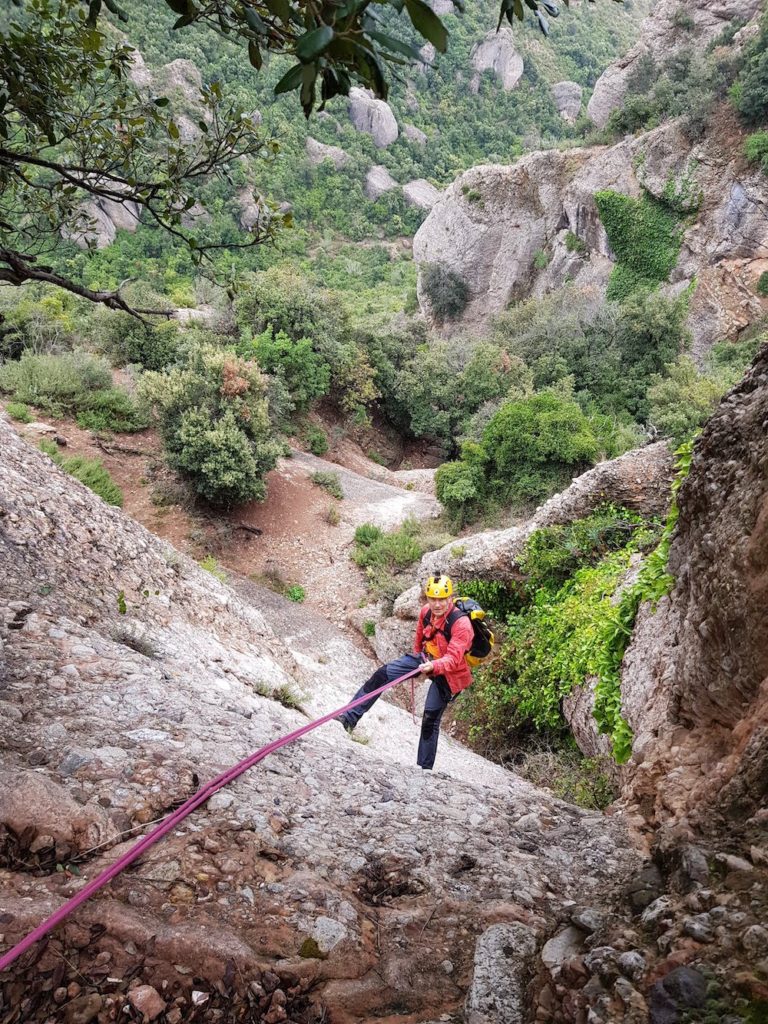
[341,654,454,769]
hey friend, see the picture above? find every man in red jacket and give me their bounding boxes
[338,574,474,769]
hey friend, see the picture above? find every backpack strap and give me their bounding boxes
[424,606,464,643]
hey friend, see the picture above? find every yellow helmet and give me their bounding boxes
[425,574,453,599]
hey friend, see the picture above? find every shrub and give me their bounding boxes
[421,263,471,321]
[732,17,768,124]
[240,327,330,411]
[594,191,682,300]
[757,272,768,296]
[354,523,383,547]
[647,355,728,444]
[311,470,343,499]
[6,401,32,422]
[199,555,227,582]
[39,440,123,506]
[140,345,281,507]
[325,503,340,526]
[745,131,768,172]
[92,312,179,370]
[306,424,328,455]
[0,350,146,431]
[286,585,306,602]
[564,232,588,255]
[533,249,550,270]
[363,620,376,637]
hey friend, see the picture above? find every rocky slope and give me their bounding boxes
[0,418,641,1023]
[414,0,768,355]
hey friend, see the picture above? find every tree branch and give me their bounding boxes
[0,248,175,321]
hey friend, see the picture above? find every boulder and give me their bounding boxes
[347,87,398,148]
[470,28,524,92]
[552,81,583,123]
[364,165,398,201]
[465,923,539,1024]
[306,137,350,169]
[403,179,440,210]
[403,123,428,147]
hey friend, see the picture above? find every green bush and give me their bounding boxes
[311,470,343,499]
[240,326,330,411]
[354,523,383,547]
[140,345,281,507]
[92,311,180,370]
[420,263,471,321]
[5,401,33,422]
[286,584,306,602]
[0,350,145,431]
[39,440,123,506]
[732,16,768,124]
[757,271,768,296]
[745,131,768,172]
[305,424,328,455]
[0,350,109,412]
[647,355,728,444]
[199,555,227,581]
[594,191,682,300]
[565,232,588,255]
[533,249,550,270]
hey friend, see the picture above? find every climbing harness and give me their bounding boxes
[0,664,424,974]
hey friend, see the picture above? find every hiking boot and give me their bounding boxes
[336,715,355,734]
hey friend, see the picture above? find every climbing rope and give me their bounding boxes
[0,664,424,974]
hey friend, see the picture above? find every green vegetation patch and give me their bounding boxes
[39,439,123,507]
[594,191,682,302]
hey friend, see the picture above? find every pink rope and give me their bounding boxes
[0,665,424,974]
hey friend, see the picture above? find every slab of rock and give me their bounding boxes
[347,87,398,148]
[466,923,538,1024]
[471,28,524,92]
[403,123,427,146]
[403,179,440,210]
[306,137,350,170]
[552,81,582,123]
[364,165,398,201]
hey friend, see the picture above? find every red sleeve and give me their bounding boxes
[413,606,427,655]
[430,614,473,676]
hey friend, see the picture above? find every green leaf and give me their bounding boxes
[403,0,448,52]
[173,13,196,27]
[273,63,305,95]
[367,29,423,62]
[264,0,293,24]
[164,0,193,13]
[168,120,180,139]
[152,96,170,106]
[248,40,263,69]
[296,25,335,61]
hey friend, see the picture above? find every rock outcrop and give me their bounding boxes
[403,178,441,210]
[305,137,350,169]
[470,28,524,93]
[414,115,768,352]
[364,164,398,201]
[0,419,639,1021]
[619,342,768,831]
[347,87,399,148]
[551,81,583,123]
[587,0,764,128]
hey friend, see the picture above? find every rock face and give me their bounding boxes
[63,193,142,249]
[470,28,524,92]
[305,136,350,170]
[619,343,768,830]
[551,81,583,123]
[404,123,428,147]
[414,116,768,352]
[364,164,398,201]
[347,87,399,148]
[587,0,765,128]
[0,419,639,1020]
[403,178,441,210]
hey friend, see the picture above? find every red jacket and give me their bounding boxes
[413,602,474,695]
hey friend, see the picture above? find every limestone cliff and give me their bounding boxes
[413,0,768,355]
